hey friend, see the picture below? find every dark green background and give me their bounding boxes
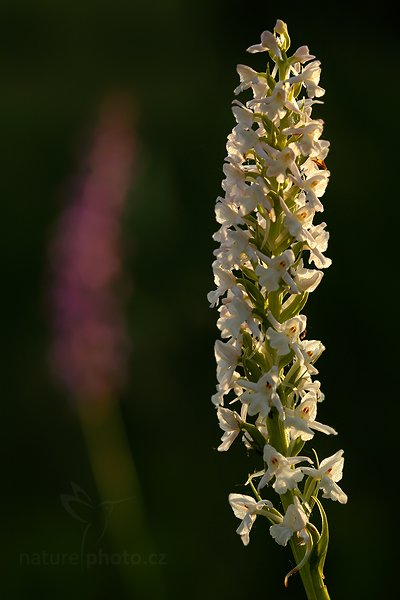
[1,1,397,598]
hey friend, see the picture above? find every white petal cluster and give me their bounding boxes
[302,450,348,503]
[270,497,309,546]
[258,444,312,494]
[209,20,347,551]
[238,367,282,418]
[228,493,272,546]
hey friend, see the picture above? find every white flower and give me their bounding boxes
[221,161,249,197]
[258,444,312,494]
[213,227,256,271]
[214,338,241,388]
[298,339,325,375]
[231,102,254,129]
[291,45,315,64]
[237,367,282,418]
[280,198,316,247]
[226,125,268,163]
[217,293,250,339]
[247,30,282,59]
[274,19,288,38]
[238,177,272,215]
[229,493,272,546]
[285,394,337,441]
[217,291,259,339]
[292,260,323,293]
[234,64,268,97]
[207,261,238,307]
[266,313,307,360]
[301,156,327,177]
[248,83,286,124]
[283,120,324,158]
[295,375,325,403]
[211,374,239,406]
[306,222,332,268]
[286,60,325,98]
[248,83,299,125]
[217,406,245,451]
[290,170,330,212]
[264,145,299,184]
[215,198,243,227]
[255,249,298,293]
[269,497,308,546]
[302,450,347,503]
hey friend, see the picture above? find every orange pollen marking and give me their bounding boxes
[311,158,327,170]
[307,350,313,357]
[289,326,297,333]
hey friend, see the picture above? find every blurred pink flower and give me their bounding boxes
[50,96,135,400]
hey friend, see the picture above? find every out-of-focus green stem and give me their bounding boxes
[78,398,166,599]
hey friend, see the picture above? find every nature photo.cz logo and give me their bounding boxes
[19,483,166,569]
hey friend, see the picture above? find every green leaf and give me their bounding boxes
[303,475,318,504]
[266,64,276,90]
[281,292,308,321]
[241,266,258,281]
[278,351,294,370]
[292,81,303,98]
[285,531,313,589]
[268,290,282,320]
[242,357,262,382]
[310,497,329,577]
[291,242,305,264]
[240,422,267,453]
[242,331,253,353]
[239,277,265,310]
[289,437,305,458]
[242,334,270,374]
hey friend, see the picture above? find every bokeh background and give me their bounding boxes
[1,1,398,598]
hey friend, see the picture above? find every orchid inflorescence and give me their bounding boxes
[209,20,346,598]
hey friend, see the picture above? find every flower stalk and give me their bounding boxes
[209,20,347,599]
[50,96,166,598]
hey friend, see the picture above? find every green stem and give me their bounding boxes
[78,398,166,599]
[268,412,331,600]
[281,492,317,600]
[311,569,331,600]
